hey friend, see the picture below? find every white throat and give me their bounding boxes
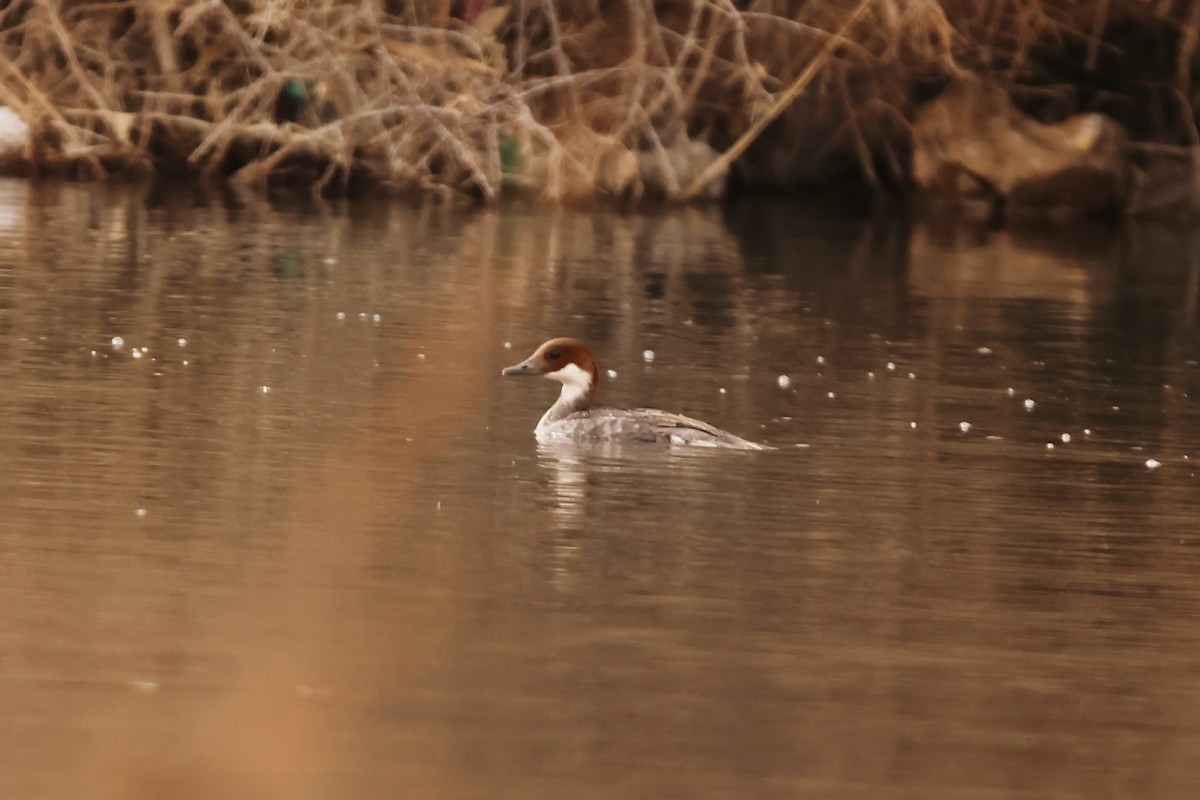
[550,362,592,404]
[537,362,594,430]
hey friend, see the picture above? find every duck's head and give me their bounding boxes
[502,337,600,406]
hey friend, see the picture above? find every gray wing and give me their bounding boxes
[627,408,770,450]
[547,409,768,450]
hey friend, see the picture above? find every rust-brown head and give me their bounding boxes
[501,337,601,409]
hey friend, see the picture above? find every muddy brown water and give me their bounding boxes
[1,181,1199,799]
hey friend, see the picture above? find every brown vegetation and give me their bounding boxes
[0,1,1196,201]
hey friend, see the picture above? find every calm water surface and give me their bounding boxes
[1,181,1199,799]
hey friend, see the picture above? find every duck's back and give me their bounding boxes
[539,408,768,450]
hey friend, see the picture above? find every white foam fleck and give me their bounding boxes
[1061,433,1071,443]
[336,312,346,321]
[826,391,835,399]
[1145,458,1162,470]
[816,356,826,365]
[959,421,971,432]
[261,385,270,394]
[1023,398,1036,411]
[642,349,655,363]
[606,369,618,379]
[177,338,187,347]
[111,336,124,348]
[777,374,791,389]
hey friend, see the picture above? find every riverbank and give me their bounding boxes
[0,1,1196,216]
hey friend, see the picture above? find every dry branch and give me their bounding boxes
[681,0,876,200]
[0,0,1195,200]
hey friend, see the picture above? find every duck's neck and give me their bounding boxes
[536,362,599,431]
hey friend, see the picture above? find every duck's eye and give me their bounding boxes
[547,349,561,360]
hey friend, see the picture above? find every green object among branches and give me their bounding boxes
[499,135,520,175]
[284,79,310,103]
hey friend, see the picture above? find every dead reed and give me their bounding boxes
[0,0,1194,200]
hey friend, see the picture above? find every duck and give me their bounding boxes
[502,337,769,450]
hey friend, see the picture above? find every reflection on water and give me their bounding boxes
[2,181,1200,799]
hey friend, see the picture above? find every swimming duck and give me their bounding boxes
[502,337,769,450]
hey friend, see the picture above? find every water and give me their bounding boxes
[2,180,1199,799]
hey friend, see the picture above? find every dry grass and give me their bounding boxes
[0,0,1195,200]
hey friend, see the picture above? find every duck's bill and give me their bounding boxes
[501,358,540,376]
